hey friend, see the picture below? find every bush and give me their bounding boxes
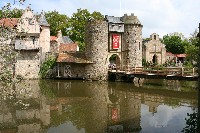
[39,56,56,78]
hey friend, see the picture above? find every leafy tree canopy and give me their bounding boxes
[0,8,23,18]
[184,29,199,66]
[67,8,104,51]
[45,10,69,36]
[162,32,189,54]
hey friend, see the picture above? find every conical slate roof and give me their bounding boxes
[38,11,49,26]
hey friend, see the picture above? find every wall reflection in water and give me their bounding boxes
[0,80,50,133]
[0,79,198,133]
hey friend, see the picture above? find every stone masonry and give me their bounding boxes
[14,7,50,79]
[143,33,166,64]
[122,14,143,68]
[85,20,109,80]
[85,14,143,80]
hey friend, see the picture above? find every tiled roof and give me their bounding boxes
[59,43,78,52]
[50,36,58,41]
[176,54,186,58]
[166,52,174,56]
[0,18,18,28]
[56,52,93,63]
[166,52,186,58]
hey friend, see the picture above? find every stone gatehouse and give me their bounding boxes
[48,13,143,80]
[84,13,143,80]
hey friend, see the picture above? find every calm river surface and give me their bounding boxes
[0,79,198,133]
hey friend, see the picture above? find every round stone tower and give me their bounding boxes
[122,13,143,68]
[85,20,109,80]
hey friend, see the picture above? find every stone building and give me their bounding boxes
[14,7,50,79]
[1,9,146,80]
[85,13,143,80]
[49,31,91,78]
[121,14,143,68]
[50,30,79,53]
[143,33,166,65]
[0,7,50,79]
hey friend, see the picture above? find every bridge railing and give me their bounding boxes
[123,66,198,76]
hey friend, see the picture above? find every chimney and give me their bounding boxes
[57,30,62,38]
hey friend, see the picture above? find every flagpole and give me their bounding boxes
[120,0,122,16]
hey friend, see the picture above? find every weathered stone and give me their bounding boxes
[85,20,109,80]
[84,14,143,80]
[143,33,166,64]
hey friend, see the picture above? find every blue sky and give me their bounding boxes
[1,0,200,38]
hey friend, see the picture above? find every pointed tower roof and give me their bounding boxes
[38,11,49,26]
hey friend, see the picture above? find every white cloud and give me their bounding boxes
[141,104,195,132]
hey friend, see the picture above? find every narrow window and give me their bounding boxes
[154,35,156,40]
[139,42,140,50]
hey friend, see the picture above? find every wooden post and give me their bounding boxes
[193,67,195,76]
[181,67,184,76]
[134,66,136,73]
[57,63,60,77]
[197,22,200,132]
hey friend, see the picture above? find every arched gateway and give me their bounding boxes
[85,14,143,80]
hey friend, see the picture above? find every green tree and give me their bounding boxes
[0,7,23,18]
[45,10,69,36]
[185,29,199,66]
[162,32,189,54]
[0,3,20,83]
[182,112,198,133]
[67,8,103,51]
[39,56,56,78]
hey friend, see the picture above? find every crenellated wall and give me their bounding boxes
[122,14,143,68]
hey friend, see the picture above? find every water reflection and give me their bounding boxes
[0,79,198,133]
[0,80,50,133]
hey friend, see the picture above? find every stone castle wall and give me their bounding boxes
[15,51,40,79]
[123,24,143,68]
[85,20,109,80]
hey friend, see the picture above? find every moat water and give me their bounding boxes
[0,79,198,133]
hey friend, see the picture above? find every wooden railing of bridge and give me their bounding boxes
[109,66,198,77]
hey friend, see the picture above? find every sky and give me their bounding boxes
[1,0,200,38]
